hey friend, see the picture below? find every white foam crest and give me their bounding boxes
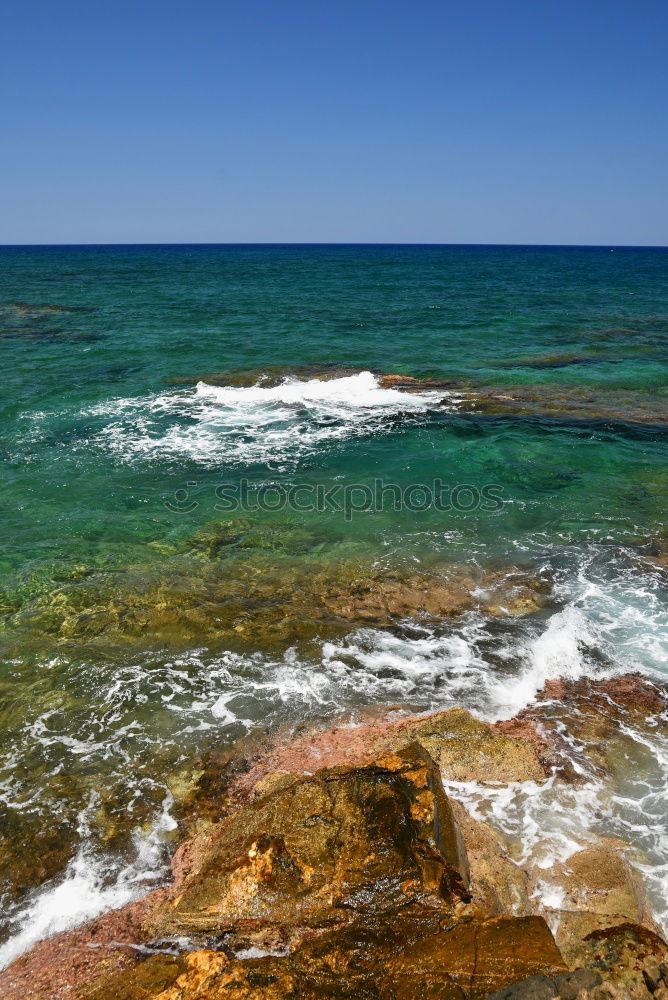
[193,371,436,409]
[448,776,605,871]
[321,622,494,710]
[81,372,440,468]
[0,793,175,971]
[486,606,604,719]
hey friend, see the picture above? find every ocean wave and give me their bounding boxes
[80,371,444,469]
[0,793,175,970]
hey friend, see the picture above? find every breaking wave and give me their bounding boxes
[0,794,175,970]
[77,372,444,469]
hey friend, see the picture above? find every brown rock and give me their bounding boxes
[407,709,550,783]
[7,681,667,1000]
[149,743,471,948]
[75,915,566,1000]
[232,706,551,804]
[573,924,668,999]
[536,843,648,963]
[0,741,566,1000]
[382,915,567,998]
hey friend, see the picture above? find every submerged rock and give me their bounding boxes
[513,675,668,781]
[6,552,551,650]
[186,518,326,559]
[440,382,668,429]
[0,302,97,341]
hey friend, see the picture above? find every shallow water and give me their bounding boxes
[0,244,666,964]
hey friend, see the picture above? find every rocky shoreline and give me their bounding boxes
[2,673,666,1000]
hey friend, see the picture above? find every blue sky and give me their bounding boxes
[1,0,666,244]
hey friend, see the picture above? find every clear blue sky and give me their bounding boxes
[1,0,666,245]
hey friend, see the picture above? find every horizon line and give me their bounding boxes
[1,241,667,250]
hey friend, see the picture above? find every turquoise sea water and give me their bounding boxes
[0,244,667,961]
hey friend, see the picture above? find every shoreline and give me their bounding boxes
[2,672,666,999]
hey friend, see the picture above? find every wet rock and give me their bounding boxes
[554,967,605,999]
[406,708,551,783]
[74,914,566,1000]
[635,534,668,575]
[642,959,663,992]
[513,675,668,782]
[378,373,459,390]
[0,744,570,1000]
[231,705,552,803]
[163,365,459,391]
[487,967,603,1000]
[147,743,472,948]
[572,924,668,999]
[0,890,168,1000]
[379,914,567,999]
[3,684,666,1000]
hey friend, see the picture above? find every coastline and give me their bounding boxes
[0,247,666,997]
[1,672,666,999]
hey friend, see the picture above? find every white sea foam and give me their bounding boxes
[77,372,442,469]
[0,793,175,971]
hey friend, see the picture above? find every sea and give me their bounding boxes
[0,243,666,966]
